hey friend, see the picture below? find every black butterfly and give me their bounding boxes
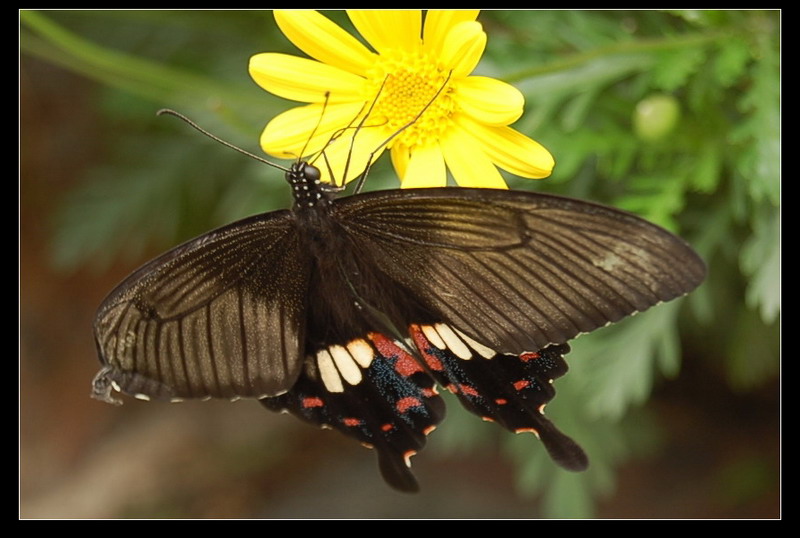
[92,160,705,492]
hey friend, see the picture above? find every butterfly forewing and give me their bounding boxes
[93,210,310,403]
[334,188,706,355]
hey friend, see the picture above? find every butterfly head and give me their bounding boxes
[287,161,340,211]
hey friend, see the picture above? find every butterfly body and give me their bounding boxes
[92,161,705,491]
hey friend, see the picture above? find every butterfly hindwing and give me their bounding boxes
[92,210,311,404]
[409,323,588,471]
[261,333,445,492]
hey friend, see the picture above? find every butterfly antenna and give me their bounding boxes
[301,94,374,189]
[353,71,452,194]
[157,109,291,173]
[305,80,390,188]
[339,76,391,188]
[297,92,331,165]
[306,99,369,190]
[318,150,346,194]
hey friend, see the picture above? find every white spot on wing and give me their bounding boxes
[435,323,472,360]
[329,344,363,386]
[317,349,344,393]
[347,339,374,368]
[421,324,446,349]
[515,427,541,439]
[134,393,151,401]
[453,328,496,359]
[593,252,623,272]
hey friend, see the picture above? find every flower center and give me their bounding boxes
[366,50,454,149]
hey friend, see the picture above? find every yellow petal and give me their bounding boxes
[438,21,486,78]
[260,102,368,159]
[313,123,391,185]
[454,76,524,126]
[454,114,554,179]
[348,10,422,54]
[273,10,375,76]
[390,145,411,180]
[423,10,480,57]
[249,53,364,103]
[440,128,507,188]
[401,143,447,188]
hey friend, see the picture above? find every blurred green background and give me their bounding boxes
[20,10,779,518]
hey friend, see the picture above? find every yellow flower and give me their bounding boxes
[249,10,554,188]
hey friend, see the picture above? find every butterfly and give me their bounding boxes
[92,157,706,492]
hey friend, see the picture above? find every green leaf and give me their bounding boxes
[689,142,723,193]
[614,173,686,231]
[650,48,706,91]
[49,132,271,272]
[713,37,751,87]
[21,10,273,112]
[729,27,780,206]
[541,471,594,518]
[569,301,684,420]
[740,209,781,324]
[560,88,600,132]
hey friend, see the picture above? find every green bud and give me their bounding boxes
[633,94,681,141]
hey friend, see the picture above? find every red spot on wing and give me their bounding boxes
[421,387,438,398]
[395,352,423,376]
[369,332,424,376]
[396,396,423,413]
[369,332,399,358]
[495,398,508,405]
[302,397,324,408]
[460,384,480,397]
[409,324,443,371]
[520,352,541,362]
[343,417,363,427]
[513,380,531,390]
[420,348,443,371]
[381,423,394,432]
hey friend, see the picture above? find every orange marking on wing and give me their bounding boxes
[302,397,324,408]
[513,380,531,390]
[409,324,443,370]
[343,417,363,427]
[396,396,423,413]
